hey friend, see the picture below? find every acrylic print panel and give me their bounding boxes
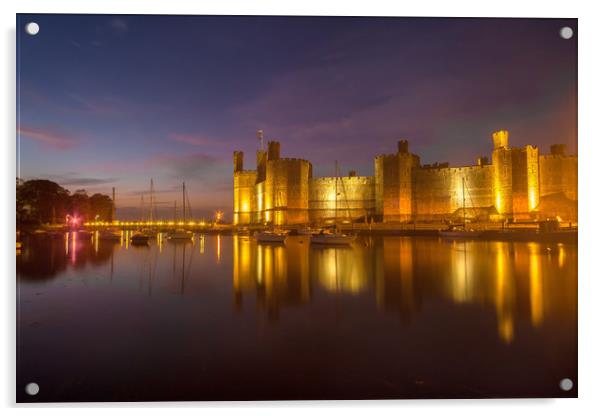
[16,14,578,402]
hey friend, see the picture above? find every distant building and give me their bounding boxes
[233,131,577,225]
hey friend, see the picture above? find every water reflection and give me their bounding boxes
[233,236,310,319]
[18,233,577,344]
[17,233,577,401]
[231,236,577,342]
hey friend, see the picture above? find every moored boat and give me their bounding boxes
[166,229,193,241]
[438,227,483,239]
[130,231,151,244]
[98,229,122,241]
[255,230,288,243]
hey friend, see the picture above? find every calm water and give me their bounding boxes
[16,232,577,402]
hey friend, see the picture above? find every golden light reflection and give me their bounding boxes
[314,246,367,294]
[450,241,474,303]
[528,243,544,327]
[216,235,221,263]
[228,236,573,337]
[233,236,310,318]
[378,237,415,318]
[558,244,566,268]
[256,241,263,285]
[199,235,205,254]
[494,242,514,343]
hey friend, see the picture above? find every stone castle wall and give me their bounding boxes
[232,133,577,225]
[537,147,577,221]
[413,164,494,221]
[309,175,375,223]
[539,154,577,200]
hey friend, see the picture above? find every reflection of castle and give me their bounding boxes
[233,130,577,225]
[231,235,577,342]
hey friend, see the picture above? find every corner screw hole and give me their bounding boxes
[559,26,573,40]
[25,382,39,396]
[559,378,573,391]
[25,22,40,36]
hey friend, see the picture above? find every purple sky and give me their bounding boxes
[17,15,577,220]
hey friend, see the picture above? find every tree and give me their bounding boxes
[16,179,115,226]
[16,179,70,225]
[69,189,91,221]
[89,193,115,221]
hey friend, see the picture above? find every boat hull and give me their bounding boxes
[438,230,483,239]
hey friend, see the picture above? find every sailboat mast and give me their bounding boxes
[182,182,186,222]
[462,177,466,229]
[140,194,145,223]
[149,179,154,223]
[335,161,338,222]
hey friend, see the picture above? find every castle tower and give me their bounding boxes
[492,130,509,150]
[233,150,257,225]
[267,141,281,161]
[374,140,420,222]
[233,151,244,173]
[491,130,513,217]
[256,150,267,183]
[265,158,311,225]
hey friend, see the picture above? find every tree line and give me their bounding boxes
[17,179,115,226]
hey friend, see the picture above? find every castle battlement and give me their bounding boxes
[311,176,373,183]
[267,157,312,164]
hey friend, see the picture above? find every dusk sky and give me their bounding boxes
[16,14,577,220]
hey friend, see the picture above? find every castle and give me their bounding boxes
[233,130,577,225]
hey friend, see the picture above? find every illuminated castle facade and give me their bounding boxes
[233,130,577,225]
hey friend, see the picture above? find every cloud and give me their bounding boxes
[30,172,119,187]
[17,125,78,150]
[55,177,119,186]
[146,152,222,180]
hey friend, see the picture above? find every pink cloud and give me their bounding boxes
[17,125,78,149]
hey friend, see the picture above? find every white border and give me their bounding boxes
[3,0,601,414]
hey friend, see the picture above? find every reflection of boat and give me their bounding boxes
[98,229,121,241]
[131,232,151,245]
[255,230,288,243]
[166,229,193,241]
[310,231,356,245]
[439,227,483,239]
